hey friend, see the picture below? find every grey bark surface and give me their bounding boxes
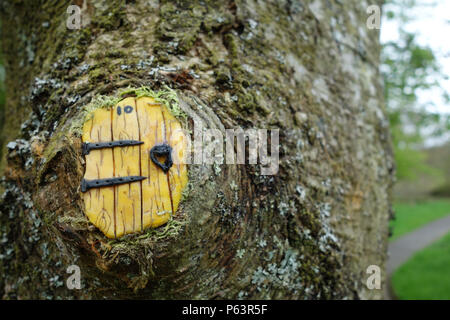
[0,0,393,299]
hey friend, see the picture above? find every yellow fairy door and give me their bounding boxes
[81,97,188,238]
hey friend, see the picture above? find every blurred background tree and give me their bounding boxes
[384,0,450,300]
[382,0,450,199]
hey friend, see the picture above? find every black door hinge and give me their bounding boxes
[81,176,147,192]
[82,140,144,155]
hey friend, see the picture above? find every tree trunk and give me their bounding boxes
[0,0,393,299]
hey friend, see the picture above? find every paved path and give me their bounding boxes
[385,214,450,299]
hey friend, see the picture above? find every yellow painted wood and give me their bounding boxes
[112,97,142,236]
[82,108,116,238]
[81,96,188,238]
[162,102,188,216]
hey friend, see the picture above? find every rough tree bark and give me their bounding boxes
[0,0,393,299]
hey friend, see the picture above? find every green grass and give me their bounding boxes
[392,232,450,300]
[390,199,450,241]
